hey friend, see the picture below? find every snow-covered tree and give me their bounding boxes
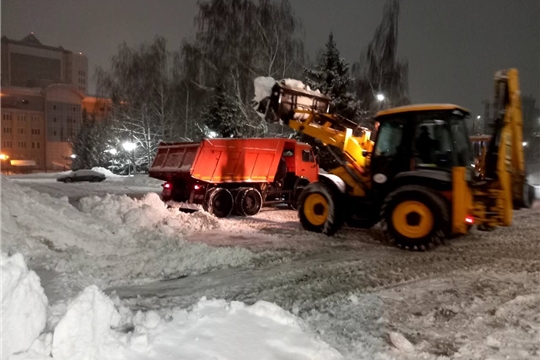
[304,33,363,121]
[95,37,178,169]
[301,33,362,170]
[71,110,115,170]
[353,0,409,120]
[202,81,246,138]
[180,0,305,137]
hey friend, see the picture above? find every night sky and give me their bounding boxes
[2,0,539,117]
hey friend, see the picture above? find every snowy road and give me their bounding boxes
[109,206,540,359]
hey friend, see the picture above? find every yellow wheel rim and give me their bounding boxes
[392,201,434,239]
[303,193,328,226]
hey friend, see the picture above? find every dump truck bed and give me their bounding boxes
[149,138,292,183]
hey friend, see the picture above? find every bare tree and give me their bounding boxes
[353,0,409,123]
[180,0,305,137]
[95,37,177,168]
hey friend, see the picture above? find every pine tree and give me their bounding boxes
[71,110,116,170]
[202,82,245,138]
[301,33,362,170]
[305,33,362,121]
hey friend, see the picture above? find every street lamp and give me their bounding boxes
[376,93,385,102]
[70,154,77,159]
[522,141,528,147]
[122,141,137,176]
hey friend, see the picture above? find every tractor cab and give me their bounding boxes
[369,104,475,194]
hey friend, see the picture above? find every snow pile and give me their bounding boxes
[3,254,342,360]
[79,192,220,234]
[1,178,253,289]
[126,298,343,360]
[1,253,48,360]
[52,285,122,360]
[253,76,276,103]
[91,167,120,178]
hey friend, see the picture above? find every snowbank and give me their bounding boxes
[127,298,343,360]
[1,178,254,290]
[79,192,220,234]
[108,174,162,187]
[1,253,48,360]
[3,254,342,360]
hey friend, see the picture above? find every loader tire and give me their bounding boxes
[204,188,234,218]
[298,182,344,236]
[235,188,262,216]
[381,185,449,251]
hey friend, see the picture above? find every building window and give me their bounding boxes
[32,142,35,149]
[18,128,25,135]
[53,131,57,136]
[2,114,12,120]
[18,142,26,149]
[22,99,29,105]
[53,117,57,123]
[3,141,13,148]
[53,105,57,110]
[3,127,12,134]
[37,142,40,149]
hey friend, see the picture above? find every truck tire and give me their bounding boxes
[298,182,344,236]
[289,179,309,210]
[235,188,262,216]
[381,185,449,251]
[204,188,234,218]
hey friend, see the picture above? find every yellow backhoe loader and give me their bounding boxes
[255,69,531,250]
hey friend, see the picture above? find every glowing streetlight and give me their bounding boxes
[0,154,8,160]
[122,142,137,152]
[106,148,117,155]
[122,142,137,176]
[376,93,385,102]
[477,115,481,120]
[208,131,218,139]
[70,154,77,159]
[522,141,528,147]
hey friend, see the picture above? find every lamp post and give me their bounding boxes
[122,141,137,176]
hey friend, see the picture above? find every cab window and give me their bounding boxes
[374,121,405,157]
[302,149,315,162]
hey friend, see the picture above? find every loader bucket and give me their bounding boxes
[255,80,331,124]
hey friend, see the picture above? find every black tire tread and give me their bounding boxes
[298,182,344,236]
[380,185,449,251]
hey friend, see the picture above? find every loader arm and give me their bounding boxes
[260,81,373,175]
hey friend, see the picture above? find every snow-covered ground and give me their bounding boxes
[2,175,539,359]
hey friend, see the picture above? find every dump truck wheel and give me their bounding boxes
[235,188,262,216]
[298,182,344,236]
[381,185,449,251]
[204,188,234,218]
[289,179,309,210]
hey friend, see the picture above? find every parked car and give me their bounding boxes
[57,170,106,183]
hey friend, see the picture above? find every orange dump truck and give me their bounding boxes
[149,138,319,217]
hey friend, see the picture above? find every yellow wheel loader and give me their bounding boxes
[255,69,530,250]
